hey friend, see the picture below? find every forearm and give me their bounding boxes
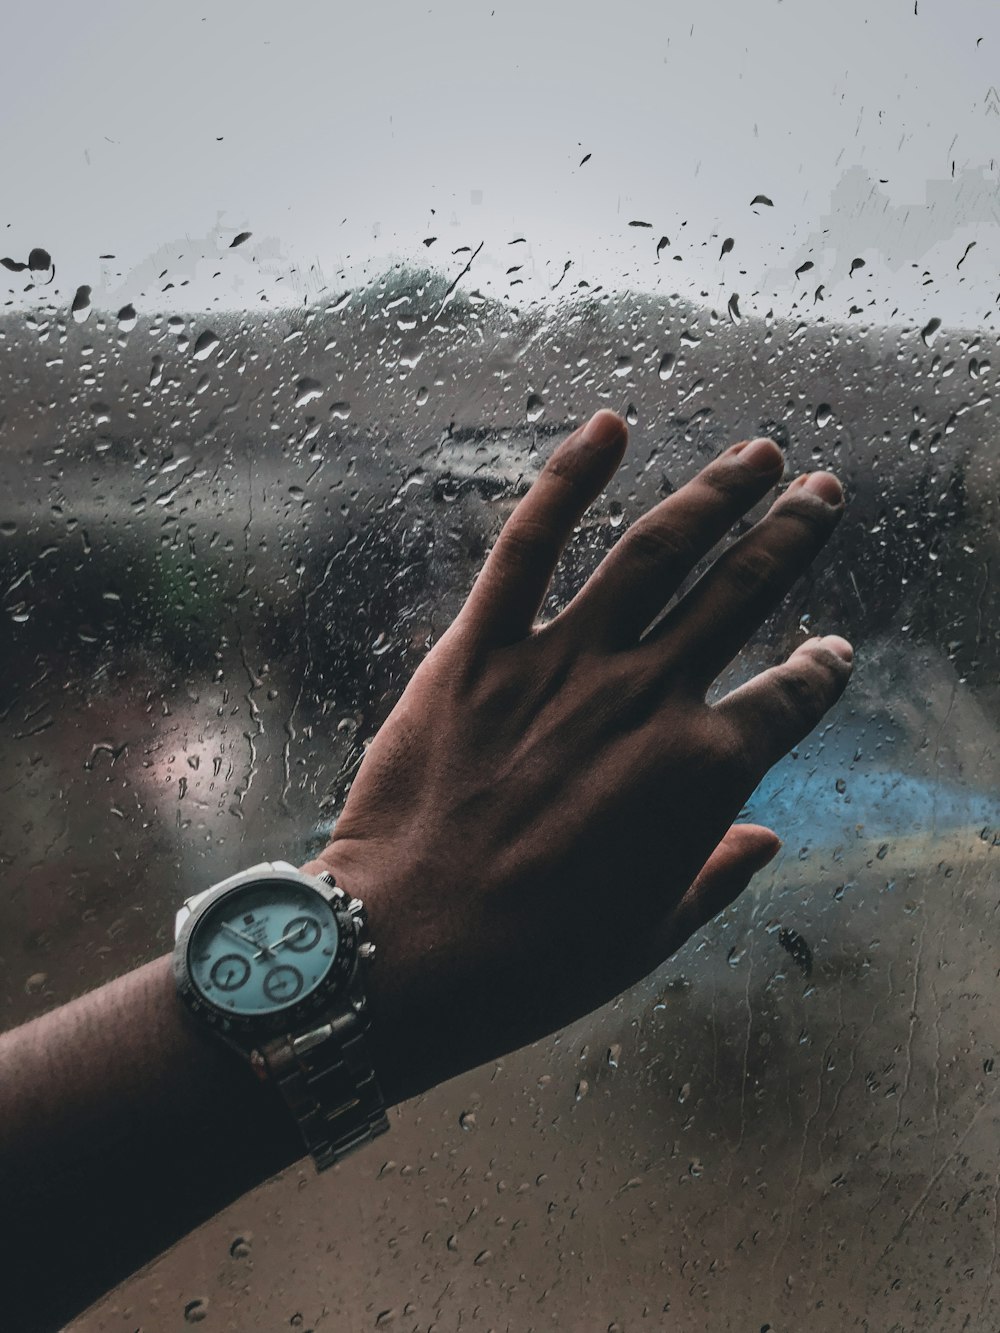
[0,837,503,1332]
[0,954,309,1331]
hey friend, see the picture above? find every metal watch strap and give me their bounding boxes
[257,1004,389,1170]
[179,863,389,1171]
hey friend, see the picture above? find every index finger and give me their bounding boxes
[454,410,628,647]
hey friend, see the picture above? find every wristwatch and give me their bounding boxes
[173,860,389,1170]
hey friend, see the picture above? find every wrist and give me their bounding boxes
[304,843,497,1106]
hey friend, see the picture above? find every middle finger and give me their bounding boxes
[639,471,846,691]
[552,436,786,649]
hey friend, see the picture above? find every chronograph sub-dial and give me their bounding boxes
[263,964,304,1003]
[184,876,344,1018]
[210,953,252,992]
[280,915,321,952]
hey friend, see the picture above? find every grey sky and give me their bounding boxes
[3,0,999,324]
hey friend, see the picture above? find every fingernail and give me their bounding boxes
[579,409,627,448]
[821,634,854,663]
[733,437,783,472]
[800,471,844,504]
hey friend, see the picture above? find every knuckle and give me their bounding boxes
[684,713,758,791]
[699,464,752,503]
[773,662,826,724]
[724,543,784,598]
[497,516,558,567]
[711,721,757,781]
[624,518,699,571]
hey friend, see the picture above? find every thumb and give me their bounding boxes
[659,823,782,957]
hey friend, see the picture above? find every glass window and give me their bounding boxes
[3,2,998,1328]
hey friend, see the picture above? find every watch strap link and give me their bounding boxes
[259,1006,389,1170]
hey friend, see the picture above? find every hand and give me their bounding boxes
[305,411,852,1103]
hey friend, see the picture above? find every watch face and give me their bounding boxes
[187,880,341,1017]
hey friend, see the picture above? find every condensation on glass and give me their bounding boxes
[3,9,1000,1333]
[2,268,997,1331]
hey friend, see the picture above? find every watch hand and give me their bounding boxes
[222,923,273,957]
[255,923,308,960]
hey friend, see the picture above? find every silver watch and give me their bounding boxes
[173,860,388,1170]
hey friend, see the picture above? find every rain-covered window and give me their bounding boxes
[2,1,999,1328]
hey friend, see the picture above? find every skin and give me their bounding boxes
[0,410,851,1329]
[305,409,852,1101]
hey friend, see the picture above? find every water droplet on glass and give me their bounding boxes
[415,385,429,406]
[526,393,545,422]
[625,403,638,426]
[230,230,252,248]
[229,1235,252,1259]
[614,355,632,377]
[474,1249,492,1266]
[849,257,866,277]
[71,285,92,323]
[606,1043,621,1069]
[117,303,137,332]
[727,292,741,324]
[459,1110,477,1131]
[193,330,220,361]
[921,317,941,346]
[720,237,734,258]
[329,401,352,420]
[678,1081,691,1104]
[658,352,675,381]
[815,403,832,427]
[28,247,52,272]
[295,377,324,408]
[184,1298,208,1323]
[575,1078,589,1101]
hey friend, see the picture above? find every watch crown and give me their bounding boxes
[315,870,336,887]
[358,941,376,962]
[347,898,366,918]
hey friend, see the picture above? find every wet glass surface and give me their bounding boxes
[2,2,999,1329]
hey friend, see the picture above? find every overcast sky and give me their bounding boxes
[3,0,999,326]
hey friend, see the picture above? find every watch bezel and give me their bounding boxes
[173,868,360,1039]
